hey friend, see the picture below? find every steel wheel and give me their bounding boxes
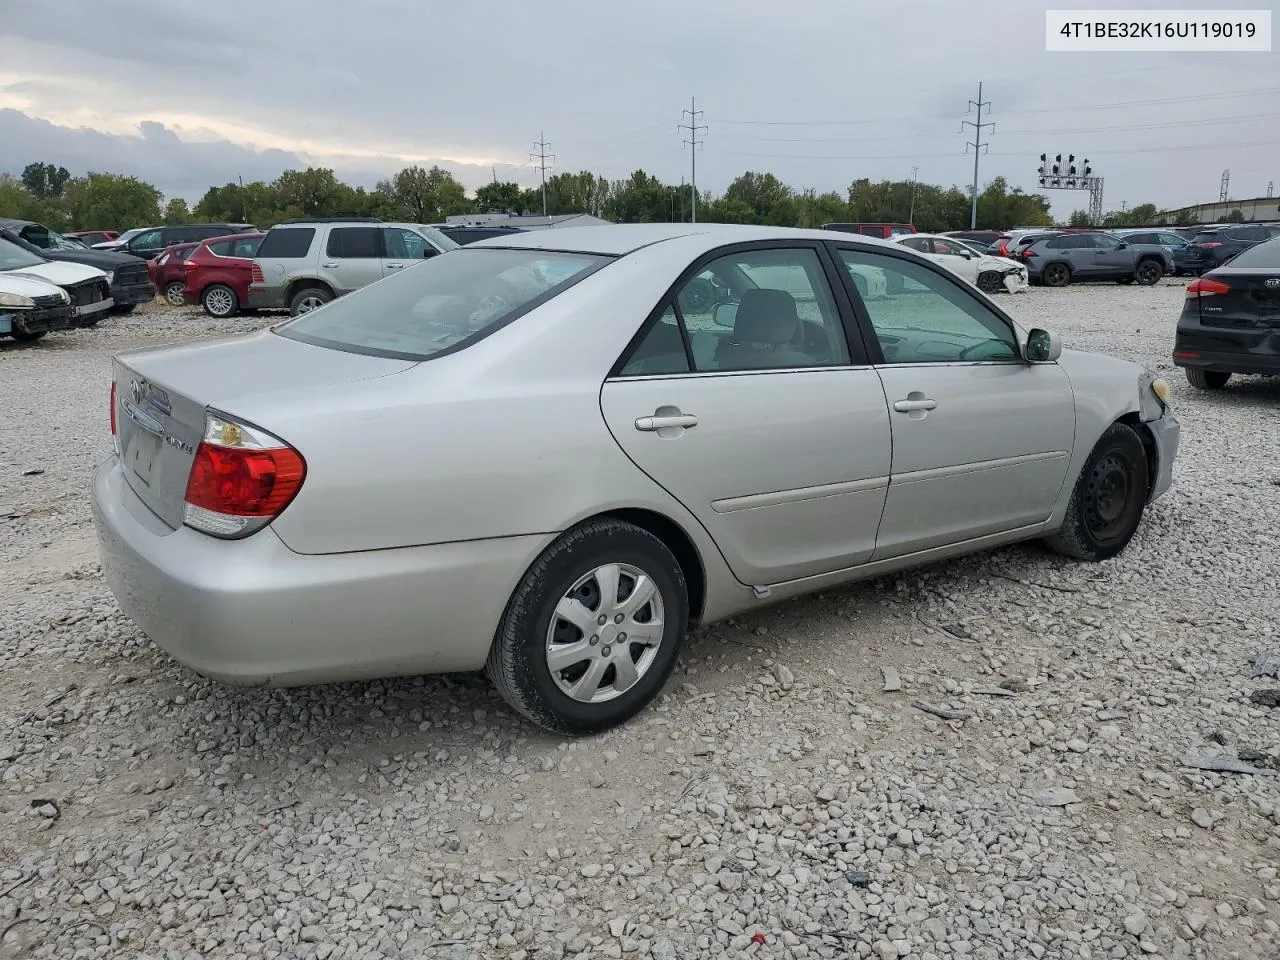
[202,285,237,318]
[164,281,186,307]
[1044,423,1148,561]
[545,563,665,704]
[977,271,1003,294]
[1082,451,1139,543]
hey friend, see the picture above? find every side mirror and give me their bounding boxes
[1025,328,1062,362]
[712,302,738,328]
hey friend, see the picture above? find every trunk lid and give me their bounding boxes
[1198,268,1280,329]
[113,329,416,528]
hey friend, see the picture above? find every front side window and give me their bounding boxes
[0,236,48,270]
[899,237,930,253]
[1090,234,1120,250]
[1157,233,1186,246]
[384,228,433,260]
[276,248,607,360]
[931,238,968,256]
[671,247,851,372]
[130,229,162,250]
[326,227,382,259]
[837,249,1018,364]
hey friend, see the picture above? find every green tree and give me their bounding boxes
[544,171,610,216]
[474,181,525,214]
[63,173,162,230]
[274,167,344,217]
[1126,203,1159,226]
[1223,208,1246,222]
[603,170,671,223]
[1067,209,1092,227]
[163,198,191,224]
[21,162,71,200]
[375,165,471,222]
[0,173,65,225]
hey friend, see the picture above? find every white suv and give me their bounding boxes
[247,219,459,315]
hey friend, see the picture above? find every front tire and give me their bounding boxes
[977,271,1003,294]
[1042,263,1071,287]
[289,287,332,316]
[202,284,239,318]
[486,518,689,735]
[1185,367,1230,390]
[164,281,186,307]
[1045,423,1149,561]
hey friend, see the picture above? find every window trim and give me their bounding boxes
[607,240,872,380]
[825,240,1028,368]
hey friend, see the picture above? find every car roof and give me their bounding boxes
[466,223,896,256]
[0,217,37,229]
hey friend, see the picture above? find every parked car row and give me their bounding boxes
[0,235,113,341]
[0,218,155,313]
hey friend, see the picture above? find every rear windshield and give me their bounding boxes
[274,247,609,360]
[1222,236,1280,268]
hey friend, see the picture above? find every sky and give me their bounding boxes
[0,0,1277,218]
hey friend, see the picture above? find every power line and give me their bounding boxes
[711,137,1280,163]
[679,98,707,223]
[961,82,993,230]
[529,132,555,219]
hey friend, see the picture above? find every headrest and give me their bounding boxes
[734,288,800,346]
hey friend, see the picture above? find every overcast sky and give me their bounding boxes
[1,0,1277,217]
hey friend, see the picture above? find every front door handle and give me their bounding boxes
[892,398,937,412]
[635,413,698,431]
[385,262,404,269]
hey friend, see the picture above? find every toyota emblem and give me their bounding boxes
[130,379,143,405]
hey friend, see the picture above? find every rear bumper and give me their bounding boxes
[92,456,552,686]
[1147,410,1179,503]
[1173,325,1280,375]
[111,280,157,305]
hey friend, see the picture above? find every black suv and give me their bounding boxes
[102,223,256,260]
[1182,223,1280,274]
[0,218,156,314]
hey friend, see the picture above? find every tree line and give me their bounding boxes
[2,159,1169,234]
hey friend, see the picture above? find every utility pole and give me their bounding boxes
[1268,180,1275,198]
[961,82,993,229]
[237,174,247,222]
[1219,168,1230,202]
[908,166,919,225]
[679,98,707,223]
[530,133,555,219]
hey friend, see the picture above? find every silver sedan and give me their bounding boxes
[93,224,1180,734]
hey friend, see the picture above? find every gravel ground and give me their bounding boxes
[2,284,1279,960]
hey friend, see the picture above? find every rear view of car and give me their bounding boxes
[1182,224,1280,275]
[183,232,264,317]
[1173,236,1280,389]
[151,243,201,306]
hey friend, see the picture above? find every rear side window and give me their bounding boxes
[231,236,261,257]
[1126,233,1154,244]
[257,228,315,258]
[326,227,382,258]
[1229,226,1268,242]
[208,239,235,256]
[1191,231,1220,244]
[1221,237,1280,268]
[174,246,197,260]
[276,248,608,360]
[1046,236,1069,249]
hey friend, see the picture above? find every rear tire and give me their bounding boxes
[289,286,332,316]
[202,284,239,318]
[1135,259,1164,285]
[485,518,689,735]
[164,281,186,307]
[1042,263,1070,287]
[977,271,1003,294]
[1045,423,1149,561]
[1185,367,1230,390]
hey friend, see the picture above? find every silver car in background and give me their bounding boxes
[93,225,1179,734]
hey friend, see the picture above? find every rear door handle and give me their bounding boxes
[635,414,698,431]
[892,398,936,412]
[321,261,339,268]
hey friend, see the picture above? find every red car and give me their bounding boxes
[66,229,118,246]
[149,242,202,306]
[182,232,264,317]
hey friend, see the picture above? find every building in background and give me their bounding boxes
[1158,196,1280,225]
[444,213,612,230]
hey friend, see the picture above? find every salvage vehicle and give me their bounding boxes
[0,218,154,313]
[0,236,113,328]
[0,272,75,342]
[1173,235,1280,389]
[93,224,1179,734]
[1019,232,1174,287]
[890,233,1029,293]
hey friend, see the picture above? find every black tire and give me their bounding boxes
[1045,423,1149,561]
[1134,259,1164,286]
[977,271,1003,294]
[1185,367,1230,390]
[289,286,332,316]
[202,284,240,318]
[163,281,186,307]
[10,325,46,342]
[486,518,689,735]
[1042,263,1071,287]
[109,303,136,315]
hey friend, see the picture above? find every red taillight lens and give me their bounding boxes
[1020,247,1035,258]
[1186,277,1230,297]
[250,263,265,283]
[109,381,117,435]
[185,442,305,517]
[1199,241,1223,248]
[1173,350,1200,359]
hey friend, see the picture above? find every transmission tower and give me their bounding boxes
[679,98,707,223]
[961,82,993,229]
[1219,168,1230,203]
[1269,181,1275,198]
[530,133,555,219]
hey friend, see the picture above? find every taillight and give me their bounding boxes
[109,381,117,435]
[1186,277,1230,297]
[183,258,200,269]
[1199,242,1223,248]
[250,263,264,283]
[183,414,306,538]
[1020,247,1035,258]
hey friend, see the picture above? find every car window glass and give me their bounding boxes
[900,237,930,252]
[327,227,381,259]
[618,306,690,376]
[858,226,882,236]
[257,228,315,259]
[174,246,196,260]
[1236,226,1267,242]
[0,235,48,269]
[674,247,851,372]
[208,239,234,256]
[837,249,1018,364]
[1222,238,1280,267]
[932,239,966,256]
[1090,234,1120,249]
[231,236,262,257]
[384,228,431,259]
[1046,236,1069,249]
[131,229,162,249]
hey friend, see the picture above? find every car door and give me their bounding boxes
[322,226,385,294]
[929,238,980,284]
[382,227,438,277]
[599,242,893,586]
[830,245,1075,560]
[1089,233,1133,275]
